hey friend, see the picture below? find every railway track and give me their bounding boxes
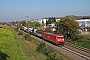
[62,42,90,60]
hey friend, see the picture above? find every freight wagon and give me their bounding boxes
[19,26,24,31]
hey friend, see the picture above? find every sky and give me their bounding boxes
[0,0,90,22]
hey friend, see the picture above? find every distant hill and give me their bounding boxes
[63,15,90,20]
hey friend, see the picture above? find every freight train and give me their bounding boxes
[19,26,65,46]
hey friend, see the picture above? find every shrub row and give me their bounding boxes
[36,42,63,60]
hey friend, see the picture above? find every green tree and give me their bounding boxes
[82,16,90,19]
[11,21,15,25]
[29,21,41,28]
[55,18,80,40]
[45,28,52,32]
[20,20,26,26]
[53,17,56,22]
[42,20,44,26]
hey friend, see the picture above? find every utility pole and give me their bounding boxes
[25,16,28,22]
[25,16,29,27]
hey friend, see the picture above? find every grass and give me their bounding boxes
[67,33,90,49]
[0,26,31,60]
[71,40,90,49]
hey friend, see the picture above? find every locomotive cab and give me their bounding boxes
[57,35,65,46]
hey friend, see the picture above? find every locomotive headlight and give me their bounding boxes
[62,39,64,40]
[58,39,60,41]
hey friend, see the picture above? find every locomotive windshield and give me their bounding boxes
[58,36,63,38]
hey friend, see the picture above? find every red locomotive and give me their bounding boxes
[36,30,65,46]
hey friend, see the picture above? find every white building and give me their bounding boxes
[76,19,90,27]
[40,18,48,26]
[40,17,60,26]
[76,19,90,32]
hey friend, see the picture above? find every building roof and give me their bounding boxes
[76,19,90,22]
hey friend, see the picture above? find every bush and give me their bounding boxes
[46,52,56,60]
[14,28,18,32]
[56,56,63,60]
[18,31,23,36]
[36,41,46,53]
[73,35,84,41]
[36,42,56,60]
[44,46,54,56]
[24,34,31,41]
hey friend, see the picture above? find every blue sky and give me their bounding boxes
[0,0,90,22]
